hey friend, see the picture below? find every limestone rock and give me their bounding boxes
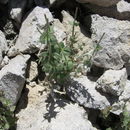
[53,19,66,43]
[7,46,19,58]
[96,68,127,96]
[119,80,130,101]
[27,60,38,82]
[16,84,97,130]
[0,55,30,105]
[125,101,130,114]
[65,76,110,110]
[0,30,8,67]
[14,7,53,54]
[9,0,27,26]
[0,56,9,69]
[91,15,130,69]
[62,10,94,74]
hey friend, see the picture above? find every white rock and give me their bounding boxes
[27,61,38,81]
[117,0,130,13]
[15,7,53,54]
[109,80,130,115]
[0,55,30,105]
[119,80,130,101]
[62,11,94,74]
[66,76,110,110]
[0,30,8,66]
[9,0,27,26]
[0,56,9,69]
[125,101,130,114]
[53,19,66,43]
[7,46,19,58]
[16,84,97,130]
[96,68,127,96]
[91,15,130,69]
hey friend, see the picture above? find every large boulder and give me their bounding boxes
[13,6,66,54]
[14,7,53,54]
[0,30,8,68]
[76,0,120,7]
[65,76,110,110]
[16,84,97,130]
[96,68,127,96]
[91,15,130,69]
[0,55,30,105]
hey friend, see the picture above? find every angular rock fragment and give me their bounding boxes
[0,55,30,105]
[96,68,127,96]
[0,30,8,67]
[15,7,53,54]
[66,76,110,110]
[91,15,130,69]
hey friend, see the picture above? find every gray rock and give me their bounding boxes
[16,84,97,130]
[0,31,8,54]
[93,46,124,69]
[125,101,130,114]
[91,15,130,69]
[0,56,9,69]
[96,68,127,96]
[27,61,38,82]
[53,19,66,43]
[62,10,94,74]
[119,80,130,101]
[76,0,120,7]
[0,30,8,66]
[65,76,110,110]
[83,0,130,20]
[110,80,130,115]
[0,55,30,105]
[7,46,19,58]
[15,6,53,54]
[9,0,27,26]
[117,0,130,13]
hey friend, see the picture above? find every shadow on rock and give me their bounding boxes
[44,92,70,122]
[15,87,29,114]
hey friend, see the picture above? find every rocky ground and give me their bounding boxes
[0,0,130,130]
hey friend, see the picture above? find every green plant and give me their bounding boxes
[101,107,130,130]
[38,8,104,86]
[0,91,16,130]
[38,15,77,85]
[83,33,104,69]
[121,110,130,130]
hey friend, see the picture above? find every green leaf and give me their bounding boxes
[95,44,102,51]
[67,61,74,70]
